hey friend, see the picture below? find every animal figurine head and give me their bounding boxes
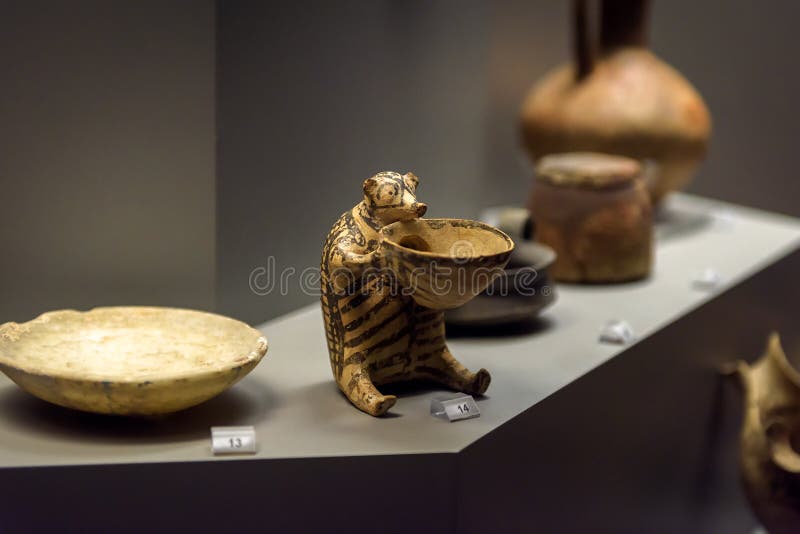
[362,171,427,225]
[733,333,800,533]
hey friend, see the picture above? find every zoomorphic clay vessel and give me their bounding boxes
[320,171,513,416]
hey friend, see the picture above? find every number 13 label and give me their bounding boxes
[211,426,257,455]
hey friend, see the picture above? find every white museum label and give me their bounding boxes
[211,426,257,455]
[431,395,480,422]
[712,209,737,232]
[599,319,636,345]
[692,267,723,291]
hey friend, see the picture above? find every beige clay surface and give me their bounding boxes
[0,307,268,415]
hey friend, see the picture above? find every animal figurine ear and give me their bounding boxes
[403,172,419,190]
[363,176,379,198]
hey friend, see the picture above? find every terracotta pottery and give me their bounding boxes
[380,218,514,309]
[529,152,653,283]
[0,307,268,416]
[732,333,800,533]
[520,0,711,203]
[320,171,513,416]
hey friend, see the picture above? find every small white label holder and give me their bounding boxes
[430,395,480,422]
[712,209,737,232]
[211,426,257,455]
[692,267,723,291]
[599,319,636,345]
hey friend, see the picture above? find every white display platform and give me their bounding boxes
[0,194,798,468]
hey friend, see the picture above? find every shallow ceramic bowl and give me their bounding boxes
[380,218,514,310]
[0,306,268,416]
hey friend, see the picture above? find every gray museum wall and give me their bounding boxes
[0,1,216,323]
[2,1,799,325]
[221,0,800,324]
[216,0,489,324]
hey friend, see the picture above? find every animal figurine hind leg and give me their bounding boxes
[364,306,491,404]
[404,306,491,395]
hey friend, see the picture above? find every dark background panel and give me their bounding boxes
[457,250,800,533]
[0,454,458,533]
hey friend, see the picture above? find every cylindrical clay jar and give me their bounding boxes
[528,152,653,283]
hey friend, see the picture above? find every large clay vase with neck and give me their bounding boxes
[520,0,711,204]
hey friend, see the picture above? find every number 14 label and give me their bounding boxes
[211,426,257,455]
[430,395,481,422]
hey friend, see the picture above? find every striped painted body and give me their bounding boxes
[320,172,490,416]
